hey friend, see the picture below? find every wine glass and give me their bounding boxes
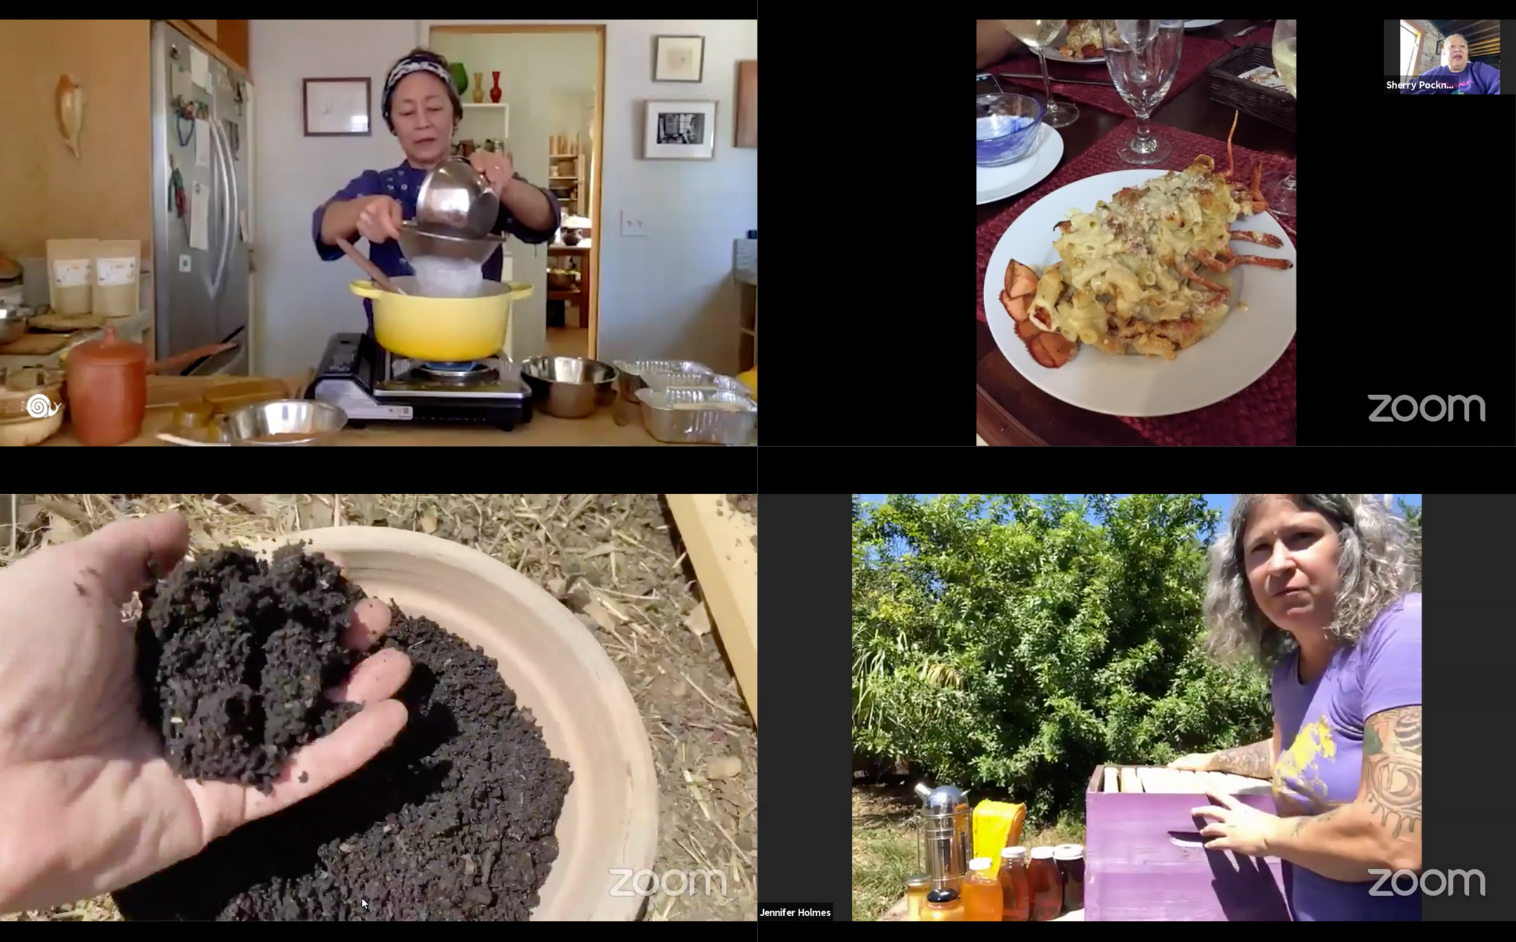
[1267,19,1297,216]
[1099,20,1184,165]
[1002,20,1079,128]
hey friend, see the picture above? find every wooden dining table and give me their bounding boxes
[976,19,1292,446]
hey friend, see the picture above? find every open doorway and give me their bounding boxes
[427,24,604,361]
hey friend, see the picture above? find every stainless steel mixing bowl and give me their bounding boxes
[226,399,347,445]
[398,221,506,268]
[0,304,33,344]
[519,356,619,418]
[415,157,501,240]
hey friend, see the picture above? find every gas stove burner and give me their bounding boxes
[409,360,500,385]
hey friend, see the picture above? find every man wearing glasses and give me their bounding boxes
[1405,33,1500,94]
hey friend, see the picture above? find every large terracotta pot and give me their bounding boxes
[252,526,660,920]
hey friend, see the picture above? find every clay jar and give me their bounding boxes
[65,325,147,445]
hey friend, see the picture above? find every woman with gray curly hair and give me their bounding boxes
[1172,495,1421,921]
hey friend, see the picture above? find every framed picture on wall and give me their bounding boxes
[303,78,371,136]
[654,35,705,82]
[644,100,716,159]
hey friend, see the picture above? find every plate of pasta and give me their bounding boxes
[981,160,1296,417]
[1042,20,1106,63]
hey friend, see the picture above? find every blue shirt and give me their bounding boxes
[312,160,561,327]
[1404,62,1500,94]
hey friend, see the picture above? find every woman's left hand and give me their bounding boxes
[468,149,516,198]
[1191,791,1284,857]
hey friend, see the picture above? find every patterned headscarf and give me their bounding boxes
[381,49,462,133]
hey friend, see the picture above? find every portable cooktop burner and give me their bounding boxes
[411,360,500,384]
[309,333,530,431]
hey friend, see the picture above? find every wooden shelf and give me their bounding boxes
[548,288,583,300]
[461,102,507,109]
[663,495,756,722]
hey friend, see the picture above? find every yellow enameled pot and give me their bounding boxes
[348,277,533,362]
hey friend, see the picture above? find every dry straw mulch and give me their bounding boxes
[0,494,756,921]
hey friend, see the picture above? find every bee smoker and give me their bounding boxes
[914,780,973,894]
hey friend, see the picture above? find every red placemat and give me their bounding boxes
[987,36,1235,116]
[975,118,1297,446]
[1227,26,1273,48]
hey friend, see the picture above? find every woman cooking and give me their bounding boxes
[1169,495,1421,921]
[312,48,562,327]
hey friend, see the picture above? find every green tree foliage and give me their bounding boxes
[1395,498,1422,592]
[852,495,1272,823]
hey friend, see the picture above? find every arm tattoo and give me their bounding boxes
[1289,803,1345,837]
[1209,739,1273,778]
[1363,706,1422,840]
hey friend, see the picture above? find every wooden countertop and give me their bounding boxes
[38,375,709,446]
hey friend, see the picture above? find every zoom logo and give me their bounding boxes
[1368,394,1486,422]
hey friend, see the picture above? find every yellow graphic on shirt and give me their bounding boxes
[1273,716,1337,815]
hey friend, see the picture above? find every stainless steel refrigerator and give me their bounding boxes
[149,20,252,375]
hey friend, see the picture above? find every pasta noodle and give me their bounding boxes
[1023,155,1286,361]
[1000,125,1295,371]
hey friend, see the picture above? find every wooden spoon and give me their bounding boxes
[335,237,407,295]
[145,341,239,374]
[60,335,237,374]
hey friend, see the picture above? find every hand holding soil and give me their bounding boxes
[0,513,410,916]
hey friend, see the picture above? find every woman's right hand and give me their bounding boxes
[355,195,403,244]
[1168,752,1217,771]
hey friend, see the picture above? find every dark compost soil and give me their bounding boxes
[114,545,573,921]
[134,545,364,792]
[722,495,756,518]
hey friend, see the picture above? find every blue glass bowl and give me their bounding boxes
[976,92,1044,168]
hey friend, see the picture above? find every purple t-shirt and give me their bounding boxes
[1405,62,1500,94]
[311,161,561,327]
[1270,593,1422,921]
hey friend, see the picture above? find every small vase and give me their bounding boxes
[472,73,484,104]
[449,62,469,97]
[490,72,502,103]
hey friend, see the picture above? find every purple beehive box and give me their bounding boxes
[1085,765,1292,921]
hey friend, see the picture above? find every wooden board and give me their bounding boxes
[0,332,71,355]
[1206,771,1273,796]
[736,60,757,148]
[28,311,106,332]
[1099,766,1270,795]
[663,495,756,722]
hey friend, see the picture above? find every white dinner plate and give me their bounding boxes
[977,124,1065,206]
[1185,19,1225,29]
[1042,48,1106,64]
[981,169,1297,417]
